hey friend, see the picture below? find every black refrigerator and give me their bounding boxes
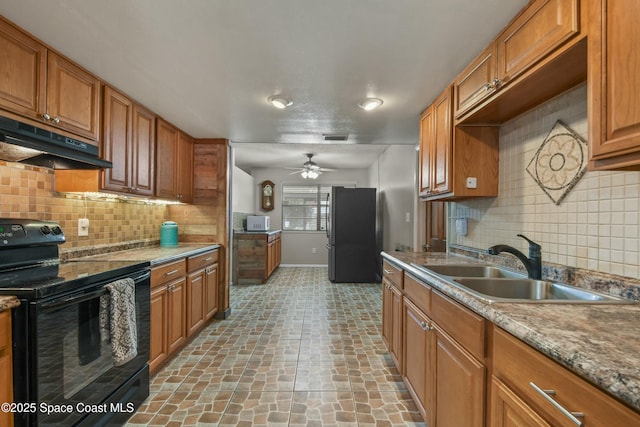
[327,186,380,283]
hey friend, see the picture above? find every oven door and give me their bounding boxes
[14,269,150,426]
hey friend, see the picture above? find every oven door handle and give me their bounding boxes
[40,270,150,311]
[41,288,108,311]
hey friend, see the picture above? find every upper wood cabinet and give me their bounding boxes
[420,86,499,201]
[156,119,193,202]
[496,0,580,86]
[102,86,156,196]
[453,44,498,118]
[453,0,585,122]
[46,52,100,140]
[0,18,100,141]
[0,17,46,120]
[588,0,640,170]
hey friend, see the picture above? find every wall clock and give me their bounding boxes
[260,180,275,211]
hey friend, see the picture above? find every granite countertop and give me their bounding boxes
[0,295,20,312]
[382,251,640,413]
[234,229,282,236]
[77,243,221,266]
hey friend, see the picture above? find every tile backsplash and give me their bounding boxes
[0,162,167,255]
[451,83,640,279]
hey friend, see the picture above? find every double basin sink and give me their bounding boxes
[412,264,632,304]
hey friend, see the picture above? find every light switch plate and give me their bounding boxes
[78,218,89,236]
[455,218,468,236]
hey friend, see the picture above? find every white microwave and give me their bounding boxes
[247,215,271,231]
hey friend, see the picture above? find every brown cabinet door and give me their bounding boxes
[155,118,179,200]
[0,311,13,427]
[426,201,446,252]
[177,131,193,203]
[403,297,432,421]
[204,264,219,320]
[418,106,434,196]
[186,270,205,336]
[167,277,186,354]
[149,284,168,376]
[381,280,393,349]
[46,52,100,140]
[102,86,133,193]
[0,18,46,120]
[454,43,497,118]
[588,0,640,168]
[431,87,453,195]
[432,323,485,427]
[496,0,580,85]
[132,103,156,196]
[490,377,551,427]
[390,284,403,371]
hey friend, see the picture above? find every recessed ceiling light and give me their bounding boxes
[268,95,293,109]
[358,97,384,111]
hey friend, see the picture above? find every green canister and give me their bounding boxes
[160,221,178,247]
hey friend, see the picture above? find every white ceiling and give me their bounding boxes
[0,0,528,172]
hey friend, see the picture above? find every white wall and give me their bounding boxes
[451,83,640,279]
[251,167,370,265]
[368,145,417,253]
[232,165,255,213]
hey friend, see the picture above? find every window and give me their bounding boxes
[282,184,332,231]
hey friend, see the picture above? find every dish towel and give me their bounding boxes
[99,278,138,366]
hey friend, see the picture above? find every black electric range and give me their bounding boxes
[0,219,150,426]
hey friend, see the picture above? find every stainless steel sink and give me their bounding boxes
[417,264,523,279]
[453,278,631,303]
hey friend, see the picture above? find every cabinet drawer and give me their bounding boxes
[403,272,431,315]
[187,249,218,272]
[492,327,640,426]
[0,310,10,352]
[151,259,186,287]
[382,260,403,289]
[431,290,485,360]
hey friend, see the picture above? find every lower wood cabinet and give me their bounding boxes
[382,259,640,427]
[149,248,219,376]
[0,310,13,427]
[149,259,186,375]
[187,249,219,337]
[491,326,640,427]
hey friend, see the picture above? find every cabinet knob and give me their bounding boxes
[491,78,502,89]
[41,113,51,121]
[484,82,493,91]
[420,321,430,331]
[51,116,60,123]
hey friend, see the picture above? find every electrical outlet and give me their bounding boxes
[312,247,317,254]
[78,218,89,237]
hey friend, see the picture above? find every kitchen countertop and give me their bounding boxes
[234,229,282,236]
[0,295,20,312]
[77,243,221,266]
[382,251,640,413]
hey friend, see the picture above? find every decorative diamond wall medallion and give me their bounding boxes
[526,120,587,205]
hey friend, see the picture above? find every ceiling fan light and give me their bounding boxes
[358,97,383,111]
[301,170,309,179]
[268,95,293,109]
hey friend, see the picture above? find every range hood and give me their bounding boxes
[0,115,112,170]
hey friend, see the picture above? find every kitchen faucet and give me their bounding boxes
[487,234,542,279]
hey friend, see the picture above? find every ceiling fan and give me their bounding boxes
[287,153,335,179]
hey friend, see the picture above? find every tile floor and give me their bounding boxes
[127,267,425,426]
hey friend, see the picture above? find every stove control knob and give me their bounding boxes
[40,226,51,235]
[51,226,63,235]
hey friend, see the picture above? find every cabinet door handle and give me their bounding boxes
[529,382,584,426]
[165,269,179,276]
[383,269,394,275]
[420,321,430,331]
[205,257,213,262]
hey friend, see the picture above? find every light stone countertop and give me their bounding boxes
[77,243,221,266]
[382,251,640,413]
[0,295,20,312]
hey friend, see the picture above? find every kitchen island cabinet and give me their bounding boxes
[233,230,282,284]
[381,252,640,424]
